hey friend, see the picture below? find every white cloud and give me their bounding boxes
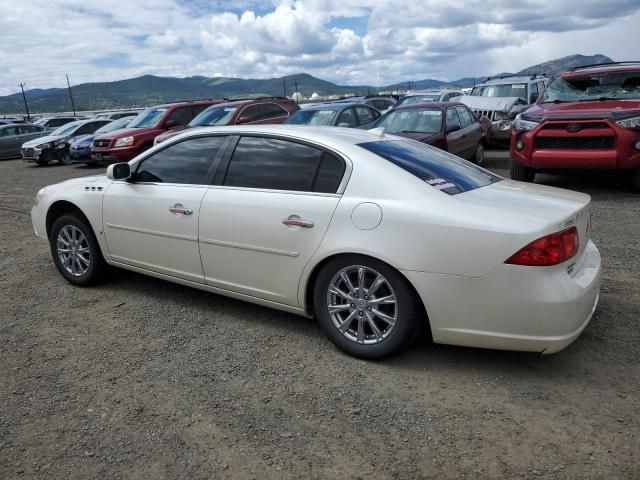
[0,0,638,97]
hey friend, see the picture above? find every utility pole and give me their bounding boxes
[19,83,30,121]
[283,78,286,98]
[294,79,299,103]
[66,74,77,116]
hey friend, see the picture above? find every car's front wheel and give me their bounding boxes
[313,255,422,359]
[50,214,105,286]
[632,169,640,192]
[511,160,536,182]
[473,142,485,165]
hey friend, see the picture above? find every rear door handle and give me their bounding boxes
[282,218,314,228]
[169,204,193,215]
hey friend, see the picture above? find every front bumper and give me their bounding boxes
[69,145,92,163]
[490,120,513,141]
[403,239,602,354]
[21,147,43,162]
[91,146,138,164]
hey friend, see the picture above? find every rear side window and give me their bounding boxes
[224,137,344,193]
[167,107,193,126]
[336,108,357,127]
[355,107,375,124]
[135,136,227,184]
[358,140,500,195]
[241,103,288,122]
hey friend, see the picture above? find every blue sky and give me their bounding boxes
[0,0,639,95]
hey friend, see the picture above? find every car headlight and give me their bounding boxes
[34,187,46,206]
[54,140,68,148]
[512,114,539,132]
[616,115,640,129]
[114,136,134,147]
[36,142,52,149]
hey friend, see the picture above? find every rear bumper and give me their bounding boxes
[403,239,602,354]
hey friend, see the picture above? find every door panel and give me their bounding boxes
[103,183,208,282]
[199,188,340,305]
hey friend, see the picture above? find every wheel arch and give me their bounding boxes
[45,200,93,239]
[302,252,432,339]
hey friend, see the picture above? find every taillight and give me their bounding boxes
[505,227,579,266]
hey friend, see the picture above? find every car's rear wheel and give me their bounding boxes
[511,160,536,182]
[313,255,422,359]
[50,214,105,286]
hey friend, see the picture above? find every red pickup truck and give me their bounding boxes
[90,99,223,164]
[510,62,640,190]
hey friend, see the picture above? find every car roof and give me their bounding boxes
[153,99,224,108]
[562,63,640,78]
[393,101,463,111]
[477,76,538,86]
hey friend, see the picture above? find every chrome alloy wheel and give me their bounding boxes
[56,225,91,277]
[326,265,398,345]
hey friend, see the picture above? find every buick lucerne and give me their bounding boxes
[32,125,602,358]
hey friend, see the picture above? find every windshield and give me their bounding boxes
[190,106,237,126]
[471,84,528,99]
[51,122,80,136]
[358,139,500,195]
[33,118,47,126]
[397,95,439,106]
[541,72,640,102]
[127,108,167,128]
[285,109,337,125]
[95,117,133,134]
[376,109,443,134]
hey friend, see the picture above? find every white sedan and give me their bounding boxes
[31,125,601,359]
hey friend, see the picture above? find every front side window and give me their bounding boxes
[223,136,343,193]
[456,107,474,128]
[540,71,640,102]
[190,106,237,126]
[166,107,193,126]
[356,107,375,124]
[358,139,501,195]
[19,125,41,134]
[51,122,81,136]
[135,136,227,184]
[336,108,357,127]
[95,117,132,134]
[446,108,461,131]
[128,108,168,128]
[49,118,73,127]
[376,109,443,134]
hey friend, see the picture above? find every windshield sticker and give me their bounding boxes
[512,84,526,89]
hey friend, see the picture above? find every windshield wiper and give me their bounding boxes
[540,99,570,104]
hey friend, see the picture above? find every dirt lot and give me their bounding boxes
[1,152,638,479]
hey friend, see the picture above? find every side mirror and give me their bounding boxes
[236,116,251,125]
[106,162,131,181]
[446,124,461,134]
[165,120,179,129]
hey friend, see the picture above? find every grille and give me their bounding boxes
[93,139,111,148]
[542,122,609,130]
[22,148,35,157]
[535,136,615,150]
[472,110,495,121]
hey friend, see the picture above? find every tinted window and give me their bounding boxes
[191,104,210,117]
[370,100,387,110]
[135,136,227,184]
[49,119,71,127]
[2,126,20,136]
[224,137,322,192]
[76,122,108,135]
[336,108,357,127]
[241,103,288,122]
[356,107,375,124]
[358,140,500,195]
[456,107,474,128]
[446,108,461,131]
[19,125,41,134]
[314,153,345,193]
[166,107,192,126]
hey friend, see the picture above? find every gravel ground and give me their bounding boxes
[1,153,638,479]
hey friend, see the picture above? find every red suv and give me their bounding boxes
[91,99,224,163]
[154,97,299,144]
[510,62,640,189]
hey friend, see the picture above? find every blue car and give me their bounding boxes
[68,116,136,164]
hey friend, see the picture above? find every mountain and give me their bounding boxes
[0,54,615,114]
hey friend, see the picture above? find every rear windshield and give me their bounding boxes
[358,140,501,195]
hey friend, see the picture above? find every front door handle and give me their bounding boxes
[169,204,193,215]
[282,218,314,228]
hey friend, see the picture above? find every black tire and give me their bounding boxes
[510,160,536,182]
[35,159,49,166]
[632,170,640,192]
[61,152,72,165]
[49,214,106,286]
[313,255,423,359]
